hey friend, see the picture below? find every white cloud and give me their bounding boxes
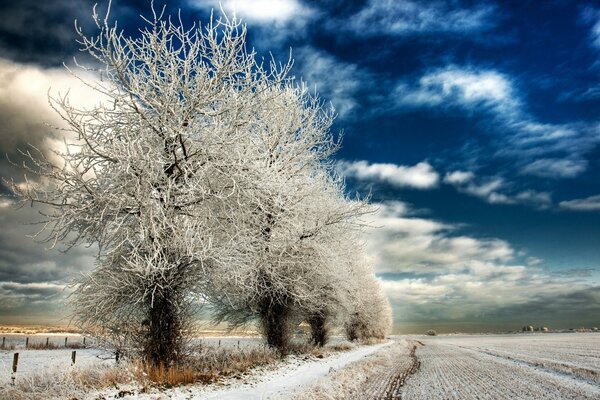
[369,202,596,323]
[295,47,367,117]
[394,65,599,181]
[193,0,313,24]
[443,170,474,185]
[366,201,514,275]
[580,6,600,50]
[346,0,497,37]
[521,158,588,179]
[0,58,103,182]
[395,67,518,113]
[559,195,600,212]
[514,190,552,207]
[444,172,552,208]
[338,160,439,189]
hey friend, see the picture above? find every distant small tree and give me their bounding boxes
[344,263,392,342]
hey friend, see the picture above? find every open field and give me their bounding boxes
[401,333,600,400]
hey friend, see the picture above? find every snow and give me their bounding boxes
[5,333,600,399]
[91,341,392,399]
[401,333,600,399]
[200,341,391,400]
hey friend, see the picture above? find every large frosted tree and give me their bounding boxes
[8,5,295,366]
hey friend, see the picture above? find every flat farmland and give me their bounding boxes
[401,333,600,400]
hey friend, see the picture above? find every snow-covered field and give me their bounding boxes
[402,333,600,400]
[2,333,599,399]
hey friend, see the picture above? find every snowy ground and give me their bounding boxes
[401,333,600,400]
[2,333,599,399]
[90,341,391,399]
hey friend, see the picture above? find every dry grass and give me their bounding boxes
[0,337,356,399]
[0,364,138,400]
[0,343,280,399]
[0,326,81,335]
[186,344,279,382]
[24,342,60,350]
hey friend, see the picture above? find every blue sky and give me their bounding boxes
[0,0,598,332]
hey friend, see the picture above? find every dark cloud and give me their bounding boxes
[490,286,600,328]
[0,205,96,284]
[0,0,96,66]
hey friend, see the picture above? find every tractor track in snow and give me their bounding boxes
[363,340,422,400]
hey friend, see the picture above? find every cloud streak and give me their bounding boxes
[395,67,518,114]
[344,0,497,37]
[559,195,600,212]
[338,160,439,189]
[443,171,552,208]
[394,65,600,184]
[294,47,368,118]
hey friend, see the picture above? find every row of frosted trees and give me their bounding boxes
[10,6,391,366]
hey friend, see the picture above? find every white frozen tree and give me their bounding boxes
[7,3,296,366]
[344,260,393,341]
[8,2,392,362]
[204,89,373,352]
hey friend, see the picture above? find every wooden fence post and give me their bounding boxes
[83,337,86,346]
[46,337,49,347]
[71,350,77,365]
[11,352,18,385]
[2,337,4,348]
[25,337,28,348]
[65,337,68,347]
[115,350,120,364]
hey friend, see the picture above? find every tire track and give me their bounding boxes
[366,340,422,400]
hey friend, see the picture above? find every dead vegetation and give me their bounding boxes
[0,337,359,399]
[0,343,280,399]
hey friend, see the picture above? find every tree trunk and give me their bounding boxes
[308,313,329,347]
[144,290,183,367]
[259,296,292,356]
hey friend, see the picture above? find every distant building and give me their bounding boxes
[522,325,534,332]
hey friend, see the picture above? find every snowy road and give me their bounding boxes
[198,341,392,399]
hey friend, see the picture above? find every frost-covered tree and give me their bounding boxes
[7,4,295,366]
[8,2,390,362]
[198,81,372,353]
[344,261,392,341]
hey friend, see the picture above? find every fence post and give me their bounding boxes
[2,337,4,348]
[25,337,28,348]
[71,350,77,365]
[115,350,120,364]
[83,337,86,346]
[11,352,18,385]
[46,337,49,347]
[218,339,221,347]
[12,353,18,373]
[65,337,68,347]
